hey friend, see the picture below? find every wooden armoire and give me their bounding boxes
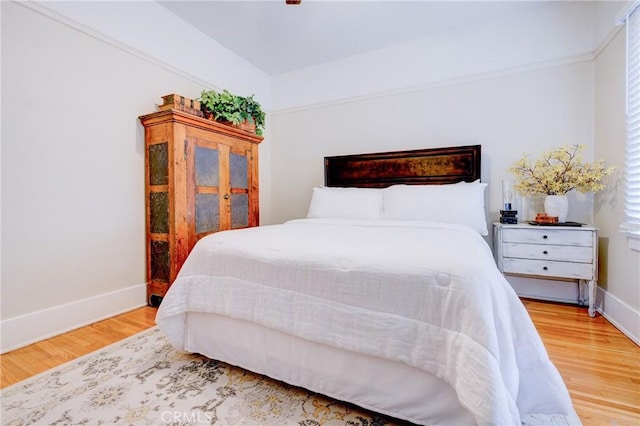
[139,109,263,306]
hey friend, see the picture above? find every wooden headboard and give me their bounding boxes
[324,145,481,188]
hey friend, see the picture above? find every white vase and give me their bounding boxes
[544,195,569,222]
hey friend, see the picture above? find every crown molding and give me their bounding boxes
[270,53,595,116]
[15,0,220,92]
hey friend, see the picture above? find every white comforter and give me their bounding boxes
[156,218,579,426]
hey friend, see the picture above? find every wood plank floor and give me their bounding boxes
[522,299,640,426]
[0,306,157,388]
[1,300,638,425]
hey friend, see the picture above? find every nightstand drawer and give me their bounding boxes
[502,228,592,247]
[503,258,594,280]
[503,243,593,263]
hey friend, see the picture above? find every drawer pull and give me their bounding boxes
[543,235,548,239]
[543,250,548,255]
[543,266,548,271]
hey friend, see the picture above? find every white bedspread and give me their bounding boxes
[156,219,580,426]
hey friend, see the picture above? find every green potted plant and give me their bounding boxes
[199,89,265,136]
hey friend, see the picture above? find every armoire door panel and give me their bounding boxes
[149,192,169,234]
[195,145,220,187]
[231,193,249,228]
[150,240,170,283]
[230,152,248,189]
[195,193,220,234]
[148,142,169,185]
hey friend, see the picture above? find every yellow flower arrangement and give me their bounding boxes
[510,144,614,196]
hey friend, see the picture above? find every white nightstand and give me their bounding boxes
[493,222,598,317]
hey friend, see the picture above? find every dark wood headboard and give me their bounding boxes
[324,145,481,188]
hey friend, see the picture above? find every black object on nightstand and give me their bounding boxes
[500,209,518,224]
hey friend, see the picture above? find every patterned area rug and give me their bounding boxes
[1,327,406,426]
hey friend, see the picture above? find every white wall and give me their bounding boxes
[271,1,596,112]
[32,0,271,109]
[594,22,640,340]
[270,61,595,225]
[0,1,270,352]
[268,1,602,224]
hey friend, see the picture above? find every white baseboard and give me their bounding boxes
[0,284,148,354]
[596,287,640,346]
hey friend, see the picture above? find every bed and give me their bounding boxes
[156,145,580,425]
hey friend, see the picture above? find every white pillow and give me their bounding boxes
[383,182,489,235]
[306,186,384,219]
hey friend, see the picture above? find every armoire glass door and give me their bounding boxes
[229,151,249,229]
[194,145,220,235]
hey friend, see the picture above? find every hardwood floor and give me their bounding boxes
[1,300,638,425]
[522,299,640,426]
[0,306,157,388]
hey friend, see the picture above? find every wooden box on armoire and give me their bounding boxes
[139,109,263,306]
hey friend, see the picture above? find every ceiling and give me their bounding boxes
[158,0,550,76]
